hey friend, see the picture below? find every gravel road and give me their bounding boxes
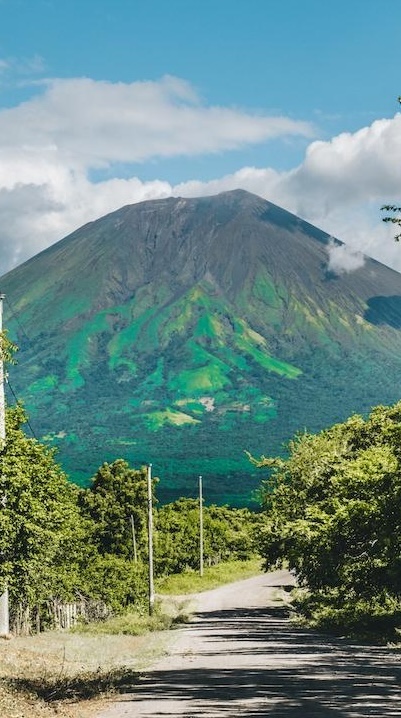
[96,570,401,717]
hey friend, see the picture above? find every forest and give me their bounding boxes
[253,401,401,637]
[0,403,259,633]
[1,333,401,639]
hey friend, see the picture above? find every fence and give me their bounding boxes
[10,597,111,635]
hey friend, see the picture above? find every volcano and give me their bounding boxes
[2,189,401,504]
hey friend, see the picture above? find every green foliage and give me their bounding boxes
[154,498,199,575]
[154,498,258,576]
[204,504,258,562]
[79,460,151,559]
[156,558,263,594]
[79,554,148,613]
[255,401,401,634]
[0,330,17,365]
[0,413,152,621]
[0,404,87,607]
[381,204,401,241]
[79,474,259,580]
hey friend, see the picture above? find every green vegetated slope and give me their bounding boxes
[3,189,401,505]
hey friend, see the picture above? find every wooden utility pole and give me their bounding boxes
[0,293,9,636]
[147,463,155,615]
[0,295,4,444]
[199,475,204,577]
[130,514,138,562]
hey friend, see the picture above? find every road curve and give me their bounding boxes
[96,570,401,717]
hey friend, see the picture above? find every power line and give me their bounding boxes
[2,294,40,440]
[5,378,37,440]
[0,294,9,636]
[4,296,32,346]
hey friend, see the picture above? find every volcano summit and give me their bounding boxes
[3,189,401,504]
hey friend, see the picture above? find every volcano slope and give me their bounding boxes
[2,189,401,504]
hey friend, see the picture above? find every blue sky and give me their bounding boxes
[1,0,401,273]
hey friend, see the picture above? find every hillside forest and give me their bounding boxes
[6,190,401,508]
[1,335,401,639]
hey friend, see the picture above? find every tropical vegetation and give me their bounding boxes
[253,402,401,637]
[0,398,258,633]
[2,323,401,640]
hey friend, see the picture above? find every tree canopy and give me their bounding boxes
[0,410,258,631]
[254,402,401,634]
[155,498,257,575]
[0,404,86,608]
[381,204,401,241]
[0,334,259,632]
[80,459,150,559]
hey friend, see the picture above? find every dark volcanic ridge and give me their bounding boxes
[2,189,401,505]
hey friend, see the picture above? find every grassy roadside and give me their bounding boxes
[0,558,263,718]
[155,557,263,594]
[0,630,169,718]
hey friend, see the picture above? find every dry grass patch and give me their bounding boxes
[0,628,170,718]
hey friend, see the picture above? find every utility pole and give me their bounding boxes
[0,295,4,445]
[130,514,138,562]
[147,463,155,615]
[199,475,204,577]
[0,293,9,637]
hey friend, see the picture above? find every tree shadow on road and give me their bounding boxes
[111,605,401,717]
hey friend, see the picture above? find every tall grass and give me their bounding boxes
[155,557,263,595]
[72,603,186,636]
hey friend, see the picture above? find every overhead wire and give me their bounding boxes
[4,295,32,346]
[2,295,37,439]
[5,377,37,440]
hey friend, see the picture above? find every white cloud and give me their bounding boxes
[326,238,365,275]
[1,75,401,278]
[175,115,401,273]
[282,115,401,215]
[0,75,314,168]
[0,54,45,80]
[0,172,174,273]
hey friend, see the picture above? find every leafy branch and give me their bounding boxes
[0,331,17,364]
[381,204,401,241]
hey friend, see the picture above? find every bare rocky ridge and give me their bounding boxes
[96,571,401,717]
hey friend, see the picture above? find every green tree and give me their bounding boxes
[155,499,257,576]
[203,505,257,564]
[381,204,401,241]
[0,404,87,610]
[253,402,401,632]
[380,99,401,240]
[80,554,148,612]
[80,459,150,559]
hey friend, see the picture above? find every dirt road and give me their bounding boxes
[96,570,401,717]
